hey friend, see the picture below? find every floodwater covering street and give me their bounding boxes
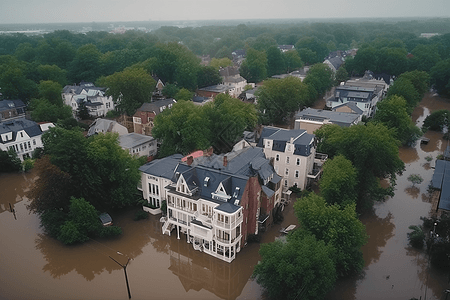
[0,92,449,300]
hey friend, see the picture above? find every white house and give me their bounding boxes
[0,118,53,161]
[62,82,115,118]
[118,133,157,157]
[138,147,282,263]
[257,126,327,191]
[219,67,251,98]
[87,118,128,137]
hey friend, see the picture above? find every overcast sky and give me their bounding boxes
[1,0,450,24]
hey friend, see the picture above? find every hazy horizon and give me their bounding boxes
[1,0,449,25]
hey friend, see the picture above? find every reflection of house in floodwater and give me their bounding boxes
[168,240,247,300]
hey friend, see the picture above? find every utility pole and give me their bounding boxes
[109,255,132,299]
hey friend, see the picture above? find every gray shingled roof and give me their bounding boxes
[332,102,364,115]
[432,160,450,211]
[118,133,154,149]
[0,118,42,144]
[136,99,176,114]
[296,108,361,127]
[139,154,183,179]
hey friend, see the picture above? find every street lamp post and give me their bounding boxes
[109,255,132,299]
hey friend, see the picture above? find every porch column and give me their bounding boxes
[187,230,190,243]
[177,225,180,240]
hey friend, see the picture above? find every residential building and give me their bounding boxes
[0,100,26,121]
[139,147,282,263]
[133,99,176,135]
[327,71,388,117]
[431,158,450,212]
[294,108,362,134]
[324,56,344,73]
[62,82,115,118]
[219,67,251,98]
[118,133,157,157]
[196,85,233,99]
[86,118,128,137]
[257,126,327,191]
[0,118,53,161]
[278,45,295,52]
[271,66,309,81]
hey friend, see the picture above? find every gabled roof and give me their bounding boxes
[135,99,176,115]
[0,118,43,144]
[0,99,26,111]
[118,133,154,149]
[325,56,344,70]
[139,154,183,179]
[296,108,361,127]
[87,118,128,136]
[219,66,240,77]
[257,126,314,156]
[332,102,364,115]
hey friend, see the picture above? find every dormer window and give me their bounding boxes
[204,177,210,187]
[233,187,240,198]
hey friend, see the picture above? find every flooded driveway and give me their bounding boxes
[0,92,449,300]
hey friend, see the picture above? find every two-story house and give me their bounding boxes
[257,126,327,192]
[133,99,176,135]
[0,118,53,161]
[219,67,251,98]
[138,147,282,263]
[0,100,26,121]
[294,107,362,134]
[327,71,388,117]
[118,133,157,158]
[62,82,115,118]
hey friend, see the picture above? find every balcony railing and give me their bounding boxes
[214,215,243,229]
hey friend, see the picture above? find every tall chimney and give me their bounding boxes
[223,156,228,167]
[187,156,193,166]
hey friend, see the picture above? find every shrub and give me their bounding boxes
[99,226,122,238]
[134,210,149,221]
[407,225,425,248]
[425,155,433,162]
[408,174,424,186]
[22,158,34,172]
[422,109,449,132]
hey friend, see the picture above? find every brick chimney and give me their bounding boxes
[223,156,228,167]
[187,156,194,166]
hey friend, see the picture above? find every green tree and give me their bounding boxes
[430,58,450,96]
[407,225,425,249]
[239,48,268,83]
[197,65,222,89]
[29,98,73,123]
[303,63,334,97]
[38,80,63,106]
[204,94,258,153]
[0,55,38,101]
[387,77,421,113]
[36,64,67,86]
[98,67,155,115]
[397,70,430,97]
[266,46,285,77]
[282,50,303,73]
[152,100,211,157]
[253,230,336,300]
[294,193,368,277]
[256,76,310,124]
[0,148,22,173]
[422,109,449,132]
[209,57,233,69]
[409,44,441,73]
[373,95,422,146]
[68,44,102,83]
[407,174,424,186]
[315,123,405,210]
[175,88,193,101]
[295,36,328,64]
[320,155,358,207]
[335,66,349,85]
[162,83,180,98]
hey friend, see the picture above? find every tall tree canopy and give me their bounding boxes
[256,76,310,124]
[373,95,422,146]
[97,67,155,115]
[294,193,368,277]
[239,48,268,83]
[253,230,336,300]
[315,123,405,210]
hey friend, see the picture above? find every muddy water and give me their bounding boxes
[1,92,450,300]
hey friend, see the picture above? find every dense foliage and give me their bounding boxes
[315,123,405,211]
[153,94,258,156]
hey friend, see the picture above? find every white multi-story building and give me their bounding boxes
[0,118,53,161]
[118,133,157,158]
[138,147,282,263]
[257,126,327,191]
[62,82,115,118]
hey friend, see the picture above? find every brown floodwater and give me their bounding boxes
[1,92,450,300]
